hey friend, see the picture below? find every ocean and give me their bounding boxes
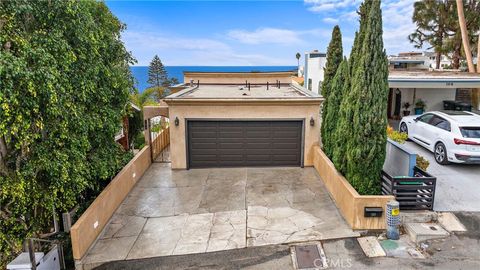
[130,66,297,92]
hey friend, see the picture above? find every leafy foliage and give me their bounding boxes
[321,25,343,158]
[386,126,408,143]
[345,0,389,195]
[409,0,480,69]
[0,0,134,266]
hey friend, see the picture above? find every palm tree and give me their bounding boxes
[295,52,301,75]
[130,87,157,109]
[456,0,475,72]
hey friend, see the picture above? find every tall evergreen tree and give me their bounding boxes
[349,0,372,75]
[329,59,350,174]
[147,55,168,88]
[345,0,389,195]
[321,25,343,157]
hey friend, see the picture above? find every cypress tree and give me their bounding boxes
[330,59,350,174]
[349,0,372,75]
[345,0,389,195]
[330,1,371,175]
[147,55,168,89]
[321,25,343,158]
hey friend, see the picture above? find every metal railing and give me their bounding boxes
[381,166,437,211]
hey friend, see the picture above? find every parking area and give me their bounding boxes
[403,141,480,212]
[79,164,358,269]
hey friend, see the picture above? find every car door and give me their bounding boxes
[425,115,451,149]
[412,113,434,146]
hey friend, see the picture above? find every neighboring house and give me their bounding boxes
[144,72,323,169]
[388,51,451,70]
[304,50,326,94]
[388,70,480,118]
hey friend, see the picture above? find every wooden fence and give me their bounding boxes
[151,126,170,160]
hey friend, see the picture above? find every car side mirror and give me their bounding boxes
[414,118,419,122]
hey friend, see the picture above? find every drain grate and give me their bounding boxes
[291,243,328,269]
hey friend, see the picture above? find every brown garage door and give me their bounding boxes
[187,120,303,168]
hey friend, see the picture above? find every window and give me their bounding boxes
[429,116,451,131]
[460,127,480,138]
[308,79,312,91]
[418,114,434,123]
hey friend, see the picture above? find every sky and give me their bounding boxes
[106,0,418,66]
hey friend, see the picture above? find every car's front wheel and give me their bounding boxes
[400,122,408,135]
[434,142,450,165]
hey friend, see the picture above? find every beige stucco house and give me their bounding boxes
[144,71,323,169]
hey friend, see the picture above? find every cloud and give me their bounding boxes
[304,0,358,12]
[227,28,304,45]
[322,17,339,24]
[304,0,417,55]
[121,31,286,65]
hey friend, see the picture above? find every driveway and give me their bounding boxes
[81,164,357,269]
[403,141,480,211]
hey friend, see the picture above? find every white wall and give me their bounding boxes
[304,53,326,94]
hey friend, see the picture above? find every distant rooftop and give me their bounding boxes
[389,70,480,80]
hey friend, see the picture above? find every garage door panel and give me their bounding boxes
[188,121,302,168]
[191,131,217,138]
[272,143,299,149]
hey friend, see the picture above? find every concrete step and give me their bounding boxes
[405,223,449,244]
[437,212,467,233]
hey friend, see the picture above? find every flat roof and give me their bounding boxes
[389,70,480,80]
[164,83,322,104]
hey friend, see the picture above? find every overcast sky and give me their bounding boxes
[106,0,418,66]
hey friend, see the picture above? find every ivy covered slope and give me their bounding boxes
[346,0,389,195]
[0,0,134,265]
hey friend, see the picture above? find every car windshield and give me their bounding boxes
[460,127,480,138]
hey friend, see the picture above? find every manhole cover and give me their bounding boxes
[291,243,327,269]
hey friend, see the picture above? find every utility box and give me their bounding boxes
[7,246,61,270]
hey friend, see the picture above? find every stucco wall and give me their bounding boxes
[168,103,321,169]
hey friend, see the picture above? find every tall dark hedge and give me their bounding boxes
[345,0,389,195]
[330,59,350,174]
[321,25,343,157]
[0,0,134,266]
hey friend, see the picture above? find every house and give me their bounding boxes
[388,51,451,70]
[144,72,323,169]
[388,70,480,118]
[304,50,327,94]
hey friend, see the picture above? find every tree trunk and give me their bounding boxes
[456,0,475,72]
[477,35,480,73]
[435,51,441,69]
[456,0,478,109]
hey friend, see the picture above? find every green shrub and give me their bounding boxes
[0,0,134,266]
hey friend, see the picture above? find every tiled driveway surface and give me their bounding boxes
[82,164,358,268]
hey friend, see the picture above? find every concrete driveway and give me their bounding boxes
[403,141,480,212]
[80,164,357,269]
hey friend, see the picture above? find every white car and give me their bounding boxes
[399,111,480,164]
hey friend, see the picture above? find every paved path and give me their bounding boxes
[94,212,480,270]
[81,165,357,269]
